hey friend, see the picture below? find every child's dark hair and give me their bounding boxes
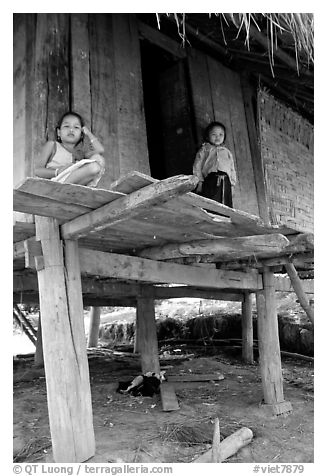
[203,121,226,143]
[56,111,85,142]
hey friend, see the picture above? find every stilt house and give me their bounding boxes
[13,13,314,462]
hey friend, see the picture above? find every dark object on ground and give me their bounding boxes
[117,372,165,397]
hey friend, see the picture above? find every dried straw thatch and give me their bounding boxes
[157,13,314,65]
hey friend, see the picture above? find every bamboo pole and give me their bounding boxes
[284,262,314,324]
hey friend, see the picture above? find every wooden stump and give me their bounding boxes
[256,268,290,412]
[87,306,101,348]
[242,292,254,364]
[35,216,95,462]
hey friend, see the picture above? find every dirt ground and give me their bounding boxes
[13,345,314,464]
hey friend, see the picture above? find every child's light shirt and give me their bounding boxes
[46,142,73,170]
[193,143,237,186]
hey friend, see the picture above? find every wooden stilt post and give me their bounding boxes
[134,308,140,354]
[34,312,44,367]
[256,268,292,416]
[87,306,101,348]
[35,216,95,462]
[242,292,254,364]
[284,262,314,324]
[136,287,160,374]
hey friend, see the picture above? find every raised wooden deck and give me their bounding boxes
[13,172,313,304]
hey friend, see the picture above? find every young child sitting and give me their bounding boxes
[193,121,237,207]
[34,111,105,187]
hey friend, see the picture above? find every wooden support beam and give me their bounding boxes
[256,268,291,413]
[87,307,101,348]
[137,234,289,261]
[138,20,186,59]
[259,252,313,268]
[153,286,244,302]
[34,216,95,462]
[136,289,160,374]
[61,175,199,240]
[79,249,262,291]
[284,263,314,323]
[242,292,254,364]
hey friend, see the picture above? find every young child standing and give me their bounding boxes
[193,121,237,207]
[34,111,105,187]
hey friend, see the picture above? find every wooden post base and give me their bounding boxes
[136,289,160,374]
[35,216,95,463]
[260,400,293,417]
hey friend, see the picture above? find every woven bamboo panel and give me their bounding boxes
[258,90,313,233]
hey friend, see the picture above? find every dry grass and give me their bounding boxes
[13,436,51,462]
[161,419,213,446]
[156,13,314,66]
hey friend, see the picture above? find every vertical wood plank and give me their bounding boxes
[242,292,254,364]
[24,13,37,178]
[136,288,160,374]
[35,217,95,462]
[89,14,119,185]
[187,49,214,145]
[46,14,70,139]
[14,14,28,186]
[208,58,259,216]
[256,268,284,404]
[70,14,92,124]
[240,74,270,224]
[112,14,150,177]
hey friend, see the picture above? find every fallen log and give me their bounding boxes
[193,427,253,463]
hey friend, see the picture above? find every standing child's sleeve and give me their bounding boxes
[192,145,207,183]
[228,149,237,187]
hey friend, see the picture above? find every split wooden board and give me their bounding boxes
[160,381,180,411]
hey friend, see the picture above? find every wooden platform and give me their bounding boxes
[13,172,313,294]
[14,172,291,253]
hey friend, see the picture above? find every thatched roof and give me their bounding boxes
[140,13,314,121]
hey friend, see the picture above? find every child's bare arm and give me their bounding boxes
[34,141,57,178]
[82,126,105,155]
[34,141,71,178]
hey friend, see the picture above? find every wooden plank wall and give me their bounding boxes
[13,13,150,191]
[187,49,260,217]
[13,15,28,186]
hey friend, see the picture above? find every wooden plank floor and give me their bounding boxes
[13,172,289,257]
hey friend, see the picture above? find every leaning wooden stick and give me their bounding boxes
[193,427,253,463]
[211,418,221,462]
[284,262,314,323]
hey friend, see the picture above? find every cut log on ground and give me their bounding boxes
[193,427,253,463]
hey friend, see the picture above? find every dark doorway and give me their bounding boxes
[140,40,196,180]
